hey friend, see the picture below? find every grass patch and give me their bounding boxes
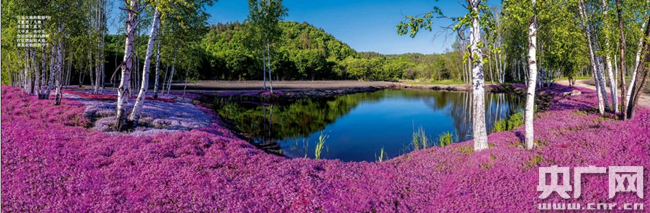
[438,132,453,147]
[376,147,386,163]
[314,131,328,160]
[412,125,430,150]
[492,111,524,132]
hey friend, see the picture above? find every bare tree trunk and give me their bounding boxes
[616,0,627,119]
[627,15,650,119]
[166,45,177,94]
[469,0,488,151]
[22,49,28,93]
[525,0,538,150]
[579,1,606,114]
[162,64,169,94]
[115,0,139,131]
[29,48,38,95]
[89,50,95,92]
[603,0,619,113]
[55,33,64,105]
[79,63,84,88]
[262,49,267,90]
[153,26,162,99]
[625,22,646,109]
[267,42,273,92]
[35,47,42,98]
[40,43,49,98]
[94,51,101,94]
[129,8,161,126]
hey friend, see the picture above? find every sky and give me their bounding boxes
[110,0,500,55]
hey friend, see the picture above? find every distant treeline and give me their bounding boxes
[101,21,476,82]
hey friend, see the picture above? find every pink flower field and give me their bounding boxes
[2,85,649,212]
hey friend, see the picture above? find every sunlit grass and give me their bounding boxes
[438,131,453,147]
[412,125,430,150]
[376,146,386,162]
[492,111,524,132]
[314,131,328,160]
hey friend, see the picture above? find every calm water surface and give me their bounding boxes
[212,89,524,162]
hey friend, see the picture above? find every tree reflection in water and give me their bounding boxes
[211,89,524,161]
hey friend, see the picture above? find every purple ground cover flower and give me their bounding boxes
[2,85,648,212]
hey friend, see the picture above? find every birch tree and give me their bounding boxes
[577,0,608,115]
[621,0,650,119]
[616,0,628,119]
[129,6,161,126]
[525,0,538,150]
[115,0,140,131]
[247,0,288,92]
[602,0,618,113]
[152,28,162,99]
[397,0,493,151]
[626,14,650,119]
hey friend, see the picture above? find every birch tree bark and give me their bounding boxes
[153,26,162,99]
[34,47,42,98]
[616,0,628,119]
[626,15,650,119]
[166,45,178,94]
[262,48,267,90]
[525,0,538,150]
[268,42,273,92]
[129,8,161,126]
[469,0,488,151]
[578,1,606,114]
[48,44,56,97]
[625,22,646,110]
[602,0,619,113]
[54,34,63,105]
[115,0,139,131]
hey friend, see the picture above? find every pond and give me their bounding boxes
[212,89,524,162]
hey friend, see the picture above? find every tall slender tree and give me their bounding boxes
[115,0,140,131]
[397,0,493,151]
[130,6,161,126]
[247,0,288,92]
[616,0,628,119]
[525,0,538,150]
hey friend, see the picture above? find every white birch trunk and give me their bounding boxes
[55,33,63,105]
[525,1,538,150]
[40,44,48,98]
[22,49,28,93]
[153,25,162,99]
[34,48,42,98]
[267,42,273,92]
[263,49,267,90]
[115,0,138,131]
[602,0,618,113]
[625,22,646,107]
[129,8,161,126]
[579,1,606,114]
[166,45,177,94]
[469,0,488,151]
